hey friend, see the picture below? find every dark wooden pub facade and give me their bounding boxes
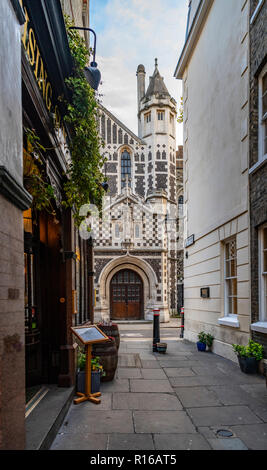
[21,0,93,393]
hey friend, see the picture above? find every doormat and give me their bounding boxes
[25,386,49,418]
[118,353,142,368]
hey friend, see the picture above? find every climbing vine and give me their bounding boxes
[23,128,56,216]
[62,16,106,226]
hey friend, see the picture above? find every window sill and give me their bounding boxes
[218,316,240,328]
[249,155,267,175]
[251,322,267,334]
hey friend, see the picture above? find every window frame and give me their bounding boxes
[224,237,238,317]
[157,110,165,121]
[258,63,267,163]
[120,148,132,191]
[259,223,267,322]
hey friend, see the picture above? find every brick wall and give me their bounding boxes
[0,195,25,449]
[249,0,267,365]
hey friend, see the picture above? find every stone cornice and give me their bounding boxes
[0,166,32,211]
[174,0,214,79]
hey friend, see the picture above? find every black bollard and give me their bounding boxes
[153,310,160,352]
[180,306,184,338]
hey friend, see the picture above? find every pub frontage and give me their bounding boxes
[14,0,95,448]
[21,0,93,391]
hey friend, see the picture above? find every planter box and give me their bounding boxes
[197,341,206,352]
[76,370,101,394]
[238,356,259,374]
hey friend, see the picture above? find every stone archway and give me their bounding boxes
[95,255,159,322]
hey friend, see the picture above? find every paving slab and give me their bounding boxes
[108,433,154,450]
[61,409,134,434]
[51,432,108,450]
[157,357,189,366]
[153,433,211,450]
[230,423,267,450]
[130,379,174,393]
[100,379,130,392]
[169,375,228,387]
[140,368,168,380]
[112,392,183,411]
[187,405,263,427]
[141,359,161,369]
[133,410,197,434]
[164,368,196,378]
[209,385,256,406]
[117,368,142,379]
[175,387,222,408]
[118,353,142,368]
[207,438,248,450]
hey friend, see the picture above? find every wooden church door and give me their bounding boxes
[110,269,143,320]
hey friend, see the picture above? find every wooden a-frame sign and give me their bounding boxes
[71,325,109,405]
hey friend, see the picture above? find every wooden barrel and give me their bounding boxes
[92,338,118,382]
[97,323,120,350]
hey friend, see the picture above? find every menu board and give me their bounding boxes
[71,325,109,345]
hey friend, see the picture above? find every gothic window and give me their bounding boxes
[124,134,128,144]
[107,119,111,144]
[101,115,105,140]
[113,123,117,144]
[157,110,165,120]
[162,151,166,159]
[156,150,161,159]
[148,151,152,161]
[118,128,123,144]
[145,112,151,123]
[121,150,131,189]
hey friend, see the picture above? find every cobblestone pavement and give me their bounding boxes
[50,322,267,451]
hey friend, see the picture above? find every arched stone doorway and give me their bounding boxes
[110,269,143,320]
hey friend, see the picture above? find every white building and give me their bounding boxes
[174,0,251,361]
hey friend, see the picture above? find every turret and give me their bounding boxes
[136,64,146,137]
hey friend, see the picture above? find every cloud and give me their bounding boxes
[91,0,187,143]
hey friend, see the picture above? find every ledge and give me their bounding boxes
[251,322,267,334]
[218,315,240,328]
[0,166,32,211]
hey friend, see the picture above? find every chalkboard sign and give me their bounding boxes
[71,325,109,345]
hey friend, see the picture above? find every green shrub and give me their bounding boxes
[232,340,264,361]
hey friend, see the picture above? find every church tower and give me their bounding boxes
[136,59,177,203]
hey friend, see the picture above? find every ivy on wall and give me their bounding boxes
[23,17,106,228]
[62,16,107,226]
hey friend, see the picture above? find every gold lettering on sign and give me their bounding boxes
[20,0,68,152]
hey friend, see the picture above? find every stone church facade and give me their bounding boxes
[92,60,177,323]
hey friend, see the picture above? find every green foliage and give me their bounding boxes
[77,348,105,376]
[197,331,214,347]
[198,331,206,343]
[177,96,183,124]
[23,128,56,215]
[62,16,107,226]
[205,333,214,348]
[232,340,264,361]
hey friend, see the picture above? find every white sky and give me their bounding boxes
[90,0,188,146]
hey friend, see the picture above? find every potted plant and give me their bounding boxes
[76,348,105,393]
[232,339,264,374]
[197,331,207,352]
[205,333,214,352]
